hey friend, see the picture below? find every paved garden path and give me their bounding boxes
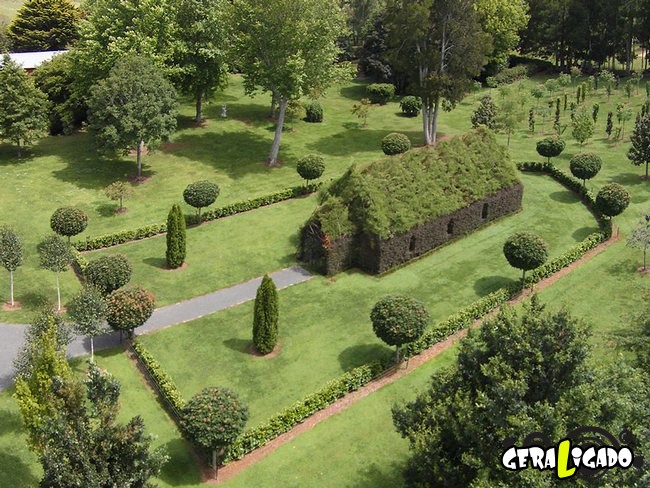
[0,266,313,390]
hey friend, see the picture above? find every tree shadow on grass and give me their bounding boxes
[338,343,392,371]
[308,129,423,157]
[96,203,119,218]
[339,82,371,101]
[352,460,406,488]
[160,130,274,179]
[158,438,203,487]
[549,190,579,204]
[572,226,600,241]
[473,275,516,295]
[610,172,647,186]
[143,257,167,269]
[0,451,39,488]
[222,338,251,354]
[0,143,36,165]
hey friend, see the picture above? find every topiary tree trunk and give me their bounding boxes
[252,275,279,354]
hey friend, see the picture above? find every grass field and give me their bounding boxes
[0,69,648,488]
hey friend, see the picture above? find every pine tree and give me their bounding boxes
[252,274,279,355]
[606,112,613,139]
[8,0,78,52]
[0,55,49,157]
[470,95,497,129]
[166,204,186,269]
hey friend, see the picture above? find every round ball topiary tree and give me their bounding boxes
[304,100,323,122]
[84,254,133,294]
[595,183,630,219]
[181,386,249,477]
[381,133,411,156]
[536,137,566,164]
[370,295,430,363]
[399,96,421,117]
[503,232,549,281]
[183,181,220,222]
[106,286,155,339]
[569,153,602,187]
[296,154,325,183]
[50,206,89,242]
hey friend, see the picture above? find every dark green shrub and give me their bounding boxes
[381,132,411,155]
[569,153,602,186]
[166,204,186,269]
[296,154,325,183]
[84,254,132,294]
[370,295,430,362]
[503,232,549,280]
[183,180,219,221]
[252,274,279,355]
[471,95,498,130]
[50,206,88,241]
[106,286,155,338]
[399,96,421,117]
[366,83,395,105]
[182,387,248,473]
[304,100,323,123]
[595,183,630,218]
[535,137,565,163]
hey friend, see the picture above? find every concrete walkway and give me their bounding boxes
[0,266,312,390]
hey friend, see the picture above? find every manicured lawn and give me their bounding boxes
[85,195,316,306]
[0,76,426,322]
[138,171,597,427]
[222,347,458,488]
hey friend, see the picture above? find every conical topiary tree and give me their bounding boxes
[166,204,186,269]
[252,274,278,354]
[471,94,498,130]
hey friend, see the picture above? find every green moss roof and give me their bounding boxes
[312,128,520,239]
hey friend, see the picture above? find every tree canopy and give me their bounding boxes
[231,0,351,165]
[87,54,178,178]
[392,297,649,487]
[8,0,79,52]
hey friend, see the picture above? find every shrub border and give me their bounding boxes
[72,182,322,252]
[133,163,611,465]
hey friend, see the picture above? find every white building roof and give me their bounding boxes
[3,50,68,70]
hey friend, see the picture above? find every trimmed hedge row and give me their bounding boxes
[70,248,89,275]
[131,340,186,417]
[223,362,384,462]
[73,182,322,252]
[134,165,611,466]
[516,161,612,236]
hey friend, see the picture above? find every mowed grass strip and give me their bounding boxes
[85,195,316,306]
[138,172,597,428]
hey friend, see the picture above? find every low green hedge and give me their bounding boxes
[73,182,322,252]
[133,165,610,466]
[71,248,89,275]
[223,361,384,462]
[131,340,186,416]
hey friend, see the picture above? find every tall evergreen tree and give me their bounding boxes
[8,0,79,52]
[0,55,49,157]
[384,0,492,145]
[252,274,279,354]
[166,204,186,269]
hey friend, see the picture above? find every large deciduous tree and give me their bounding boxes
[8,0,79,52]
[0,226,23,307]
[87,55,178,179]
[71,0,178,97]
[0,55,49,157]
[475,0,529,70]
[231,0,351,166]
[384,0,492,145]
[174,0,230,124]
[392,297,649,487]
